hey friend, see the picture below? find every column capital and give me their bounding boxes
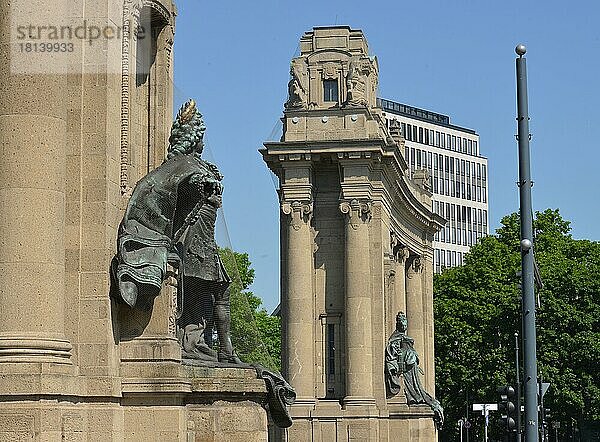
[339,199,372,229]
[406,254,423,278]
[390,230,409,263]
[281,200,313,230]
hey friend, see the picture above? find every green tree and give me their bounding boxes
[219,248,281,371]
[434,209,600,440]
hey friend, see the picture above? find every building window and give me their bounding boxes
[327,324,335,376]
[320,314,343,399]
[483,210,488,234]
[428,152,433,174]
[323,80,338,102]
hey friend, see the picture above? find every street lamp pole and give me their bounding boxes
[515,43,539,441]
[515,332,522,442]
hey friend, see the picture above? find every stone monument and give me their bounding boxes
[261,26,446,441]
[0,0,292,439]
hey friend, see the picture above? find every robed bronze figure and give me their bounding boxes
[111,99,236,363]
[385,311,444,430]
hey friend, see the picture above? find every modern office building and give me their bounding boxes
[380,98,489,273]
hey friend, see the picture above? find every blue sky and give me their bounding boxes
[172,0,600,312]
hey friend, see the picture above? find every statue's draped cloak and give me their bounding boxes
[385,330,436,405]
[114,154,217,306]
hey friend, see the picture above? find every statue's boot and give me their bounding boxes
[214,301,242,364]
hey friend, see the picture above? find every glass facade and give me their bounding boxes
[381,97,489,273]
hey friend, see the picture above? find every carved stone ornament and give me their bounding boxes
[339,199,372,229]
[322,62,338,80]
[346,56,370,107]
[406,255,422,278]
[285,59,308,109]
[390,231,409,263]
[281,201,313,230]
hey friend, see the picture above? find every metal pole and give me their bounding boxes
[466,389,470,442]
[484,406,488,442]
[539,376,546,442]
[515,43,539,441]
[515,332,522,442]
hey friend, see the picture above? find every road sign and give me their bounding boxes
[540,382,550,397]
[473,403,498,411]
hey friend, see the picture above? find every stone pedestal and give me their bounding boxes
[0,364,268,441]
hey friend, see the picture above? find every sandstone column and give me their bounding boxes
[282,200,315,403]
[405,254,425,362]
[0,1,72,364]
[340,199,375,406]
[421,254,435,393]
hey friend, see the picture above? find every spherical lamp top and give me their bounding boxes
[515,44,527,56]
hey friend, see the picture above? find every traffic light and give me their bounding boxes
[498,385,517,432]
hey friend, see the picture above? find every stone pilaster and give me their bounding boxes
[405,254,425,363]
[339,199,375,407]
[392,245,409,331]
[282,200,315,404]
[0,1,72,364]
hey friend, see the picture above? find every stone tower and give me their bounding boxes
[261,26,445,441]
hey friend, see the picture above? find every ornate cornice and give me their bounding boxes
[339,199,372,229]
